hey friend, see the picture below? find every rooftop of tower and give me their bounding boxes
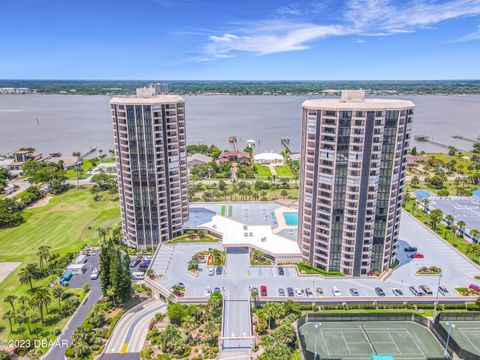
[109,85,184,105]
[302,90,415,110]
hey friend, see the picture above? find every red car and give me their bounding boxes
[260,285,268,296]
[411,253,424,259]
[469,284,480,292]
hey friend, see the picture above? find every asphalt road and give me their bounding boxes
[44,253,102,360]
[104,300,166,355]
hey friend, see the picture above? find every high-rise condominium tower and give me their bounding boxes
[298,90,414,276]
[110,86,188,249]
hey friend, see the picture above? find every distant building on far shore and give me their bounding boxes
[187,153,213,169]
[9,149,43,171]
[110,85,188,249]
[406,154,428,166]
[217,151,251,164]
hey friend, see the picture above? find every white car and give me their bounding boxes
[208,267,215,276]
[295,288,303,296]
[90,268,100,280]
[204,286,212,296]
[332,286,341,296]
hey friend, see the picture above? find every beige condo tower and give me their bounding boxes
[110,85,188,249]
[298,90,414,276]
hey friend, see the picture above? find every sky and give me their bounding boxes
[1,0,480,80]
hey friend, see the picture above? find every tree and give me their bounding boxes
[205,320,216,342]
[410,147,417,156]
[470,229,480,243]
[29,287,52,323]
[52,285,66,311]
[0,324,5,337]
[411,175,420,188]
[4,295,17,316]
[445,214,454,227]
[457,220,466,236]
[99,240,114,295]
[466,243,480,261]
[2,310,15,332]
[280,189,288,199]
[37,245,51,271]
[167,303,185,325]
[448,146,457,156]
[430,209,443,230]
[18,263,41,290]
[422,198,430,212]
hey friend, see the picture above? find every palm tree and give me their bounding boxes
[2,310,15,332]
[451,225,459,246]
[0,324,5,337]
[204,321,216,342]
[470,229,480,243]
[37,245,51,271]
[18,263,41,290]
[4,295,17,315]
[31,313,40,336]
[97,226,108,242]
[52,285,66,311]
[422,198,430,212]
[457,220,466,236]
[466,243,480,261]
[29,287,52,323]
[445,214,454,227]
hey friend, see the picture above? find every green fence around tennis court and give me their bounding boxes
[432,312,480,360]
[297,313,446,360]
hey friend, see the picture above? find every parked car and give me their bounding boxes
[208,267,215,276]
[295,288,303,297]
[278,288,285,296]
[469,284,480,292]
[260,285,268,297]
[404,246,418,252]
[392,288,403,296]
[132,271,145,280]
[438,286,449,295]
[375,287,386,296]
[277,267,285,276]
[90,268,100,280]
[409,286,420,296]
[420,285,433,295]
[306,288,314,297]
[287,287,294,297]
[130,258,141,268]
[60,271,73,286]
[216,266,223,275]
[204,286,212,296]
[349,288,360,296]
[332,286,341,296]
[214,287,221,294]
[316,288,324,296]
[411,253,424,259]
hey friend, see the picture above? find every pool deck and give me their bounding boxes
[184,202,301,260]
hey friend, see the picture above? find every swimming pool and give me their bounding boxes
[283,212,298,226]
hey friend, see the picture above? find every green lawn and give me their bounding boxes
[65,157,115,180]
[0,188,120,333]
[254,164,272,179]
[274,165,293,178]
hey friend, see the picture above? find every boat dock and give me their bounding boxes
[414,135,469,152]
[452,135,480,143]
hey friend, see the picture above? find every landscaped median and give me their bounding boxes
[166,229,219,244]
[296,262,344,277]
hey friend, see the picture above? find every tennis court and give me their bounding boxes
[299,321,445,360]
[440,321,480,356]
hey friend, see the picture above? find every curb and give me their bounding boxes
[95,298,155,360]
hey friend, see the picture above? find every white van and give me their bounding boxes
[332,286,341,296]
[132,271,145,280]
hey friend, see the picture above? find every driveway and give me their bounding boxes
[103,300,166,356]
[44,253,102,360]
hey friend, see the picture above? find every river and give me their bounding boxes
[0,94,479,155]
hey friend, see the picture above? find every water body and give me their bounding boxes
[0,94,479,155]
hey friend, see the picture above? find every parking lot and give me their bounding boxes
[151,211,480,300]
[428,196,480,237]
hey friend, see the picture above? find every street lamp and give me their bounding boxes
[444,321,455,359]
[314,323,321,360]
[433,272,443,318]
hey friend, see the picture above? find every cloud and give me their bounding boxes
[276,3,302,16]
[455,25,480,41]
[199,0,480,61]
